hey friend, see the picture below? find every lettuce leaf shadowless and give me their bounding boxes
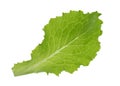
[12,10,102,76]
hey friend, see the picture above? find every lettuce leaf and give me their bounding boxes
[12,10,102,76]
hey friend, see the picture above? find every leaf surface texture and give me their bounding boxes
[12,11,102,76]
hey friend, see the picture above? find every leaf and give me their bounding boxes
[12,10,102,76]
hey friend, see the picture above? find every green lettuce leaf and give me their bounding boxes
[12,10,102,76]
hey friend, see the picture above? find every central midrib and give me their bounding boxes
[26,26,92,72]
[25,20,94,72]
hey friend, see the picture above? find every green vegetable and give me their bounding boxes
[12,10,102,76]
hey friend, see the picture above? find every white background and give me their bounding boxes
[0,0,120,86]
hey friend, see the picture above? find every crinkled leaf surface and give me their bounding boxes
[12,10,102,76]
